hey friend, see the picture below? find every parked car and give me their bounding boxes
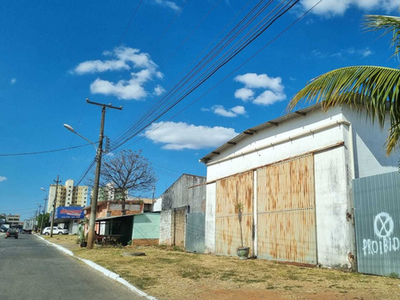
[5,228,18,239]
[42,227,69,235]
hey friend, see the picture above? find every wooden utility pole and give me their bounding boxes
[86,98,122,249]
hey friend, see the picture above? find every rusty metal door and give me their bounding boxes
[215,171,253,256]
[257,155,317,264]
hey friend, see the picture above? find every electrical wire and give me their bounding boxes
[111,0,300,150]
[0,143,93,157]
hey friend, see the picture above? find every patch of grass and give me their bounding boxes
[156,257,184,264]
[266,285,276,290]
[285,272,301,281]
[129,276,158,290]
[243,278,266,284]
[389,272,399,279]
[219,270,238,281]
[179,266,212,280]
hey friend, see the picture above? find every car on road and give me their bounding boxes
[5,228,18,239]
[42,227,69,235]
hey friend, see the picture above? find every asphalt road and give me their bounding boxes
[0,232,148,300]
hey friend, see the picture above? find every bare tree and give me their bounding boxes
[99,150,157,215]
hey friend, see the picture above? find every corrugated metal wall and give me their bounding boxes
[257,155,317,264]
[215,172,253,256]
[354,171,400,276]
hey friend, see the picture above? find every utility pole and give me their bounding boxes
[86,98,122,249]
[37,204,42,232]
[40,196,47,234]
[50,176,61,238]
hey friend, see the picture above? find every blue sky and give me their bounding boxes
[1,0,399,220]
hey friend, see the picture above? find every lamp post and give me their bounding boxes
[63,123,100,249]
[64,98,122,249]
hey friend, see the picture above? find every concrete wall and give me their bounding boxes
[341,107,398,178]
[314,147,353,268]
[132,213,160,242]
[205,183,216,254]
[161,174,206,212]
[159,210,172,245]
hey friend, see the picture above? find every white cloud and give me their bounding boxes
[73,59,130,74]
[253,91,286,106]
[144,121,238,150]
[90,78,147,100]
[314,47,374,59]
[359,48,373,57]
[10,78,16,84]
[212,105,246,117]
[234,88,254,101]
[300,0,399,17]
[153,0,181,11]
[153,85,166,96]
[234,73,284,93]
[73,47,156,75]
[234,72,286,107]
[73,46,164,100]
[0,176,7,182]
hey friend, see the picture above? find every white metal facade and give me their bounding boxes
[203,105,397,268]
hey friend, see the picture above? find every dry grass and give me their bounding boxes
[44,235,400,300]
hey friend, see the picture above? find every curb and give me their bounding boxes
[35,234,157,300]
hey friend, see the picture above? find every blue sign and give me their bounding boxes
[56,207,84,219]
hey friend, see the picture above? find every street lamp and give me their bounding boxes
[63,124,97,151]
[64,99,122,250]
[63,124,102,250]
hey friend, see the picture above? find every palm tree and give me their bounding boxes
[288,14,400,155]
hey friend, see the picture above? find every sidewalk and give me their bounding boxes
[35,234,157,300]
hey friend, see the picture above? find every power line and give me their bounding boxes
[0,143,93,157]
[117,0,143,46]
[111,0,300,150]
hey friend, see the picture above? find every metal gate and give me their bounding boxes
[354,171,400,276]
[257,155,317,264]
[186,212,205,253]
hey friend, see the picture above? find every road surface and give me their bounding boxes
[0,232,148,300]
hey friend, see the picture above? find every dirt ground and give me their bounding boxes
[44,235,400,300]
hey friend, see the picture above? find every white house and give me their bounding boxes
[200,104,397,269]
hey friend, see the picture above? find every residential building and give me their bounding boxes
[46,179,88,213]
[200,104,397,269]
[6,214,20,226]
[96,182,128,202]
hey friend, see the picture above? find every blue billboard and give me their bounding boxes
[55,206,84,219]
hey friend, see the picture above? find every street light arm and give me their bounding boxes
[63,124,97,151]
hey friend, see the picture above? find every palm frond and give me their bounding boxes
[386,123,400,155]
[364,15,400,60]
[288,66,400,154]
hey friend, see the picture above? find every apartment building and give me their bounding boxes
[96,182,128,202]
[6,214,20,225]
[46,179,89,213]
